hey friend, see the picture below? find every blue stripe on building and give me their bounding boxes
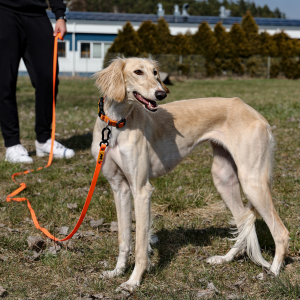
[60,33,116,51]
[61,33,72,51]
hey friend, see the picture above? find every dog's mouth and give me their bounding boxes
[133,91,157,112]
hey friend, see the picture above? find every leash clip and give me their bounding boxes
[100,125,111,147]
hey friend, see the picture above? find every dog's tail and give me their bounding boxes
[230,203,271,268]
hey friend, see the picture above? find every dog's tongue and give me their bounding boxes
[136,93,148,104]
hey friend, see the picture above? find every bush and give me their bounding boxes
[245,56,267,77]
[270,62,280,78]
[230,58,245,75]
[177,63,190,76]
[281,58,300,79]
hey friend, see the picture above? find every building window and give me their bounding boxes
[93,43,102,58]
[58,42,66,57]
[81,43,90,58]
[80,42,112,59]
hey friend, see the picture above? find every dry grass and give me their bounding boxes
[0,77,300,299]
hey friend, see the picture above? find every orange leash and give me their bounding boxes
[6,33,107,242]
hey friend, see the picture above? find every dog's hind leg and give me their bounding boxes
[238,173,289,275]
[235,123,289,275]
[206,144,248,265]
[101,172,133,279]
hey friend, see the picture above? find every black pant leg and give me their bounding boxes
[0,10,25,147]
[23,15,58,143]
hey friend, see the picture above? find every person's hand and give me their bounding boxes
[53,19,67,38]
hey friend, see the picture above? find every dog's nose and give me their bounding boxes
[155,90,167,100]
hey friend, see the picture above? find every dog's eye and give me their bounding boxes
[154,70,158,76]
[134,70,143,75]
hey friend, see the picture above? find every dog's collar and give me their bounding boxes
[98,96,127,128]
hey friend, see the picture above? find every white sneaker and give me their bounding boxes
[35,139,75,159]
[5,144,33,164]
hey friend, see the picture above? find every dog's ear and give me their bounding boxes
[157,76,170,94]
[94,58,126,101]
[160,80,170,94]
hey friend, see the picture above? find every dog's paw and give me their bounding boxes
[100,268,124,279]
[269,265,280,276]
[116,280,140,292]
[206,256,226,265]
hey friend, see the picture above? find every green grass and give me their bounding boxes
[0,77,300,299]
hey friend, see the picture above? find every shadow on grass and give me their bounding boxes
[58,133,93,151]
[153,219,276,271]
[154,226,230,270]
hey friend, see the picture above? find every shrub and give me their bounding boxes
[270,62,280,78]
[281,58,300,79]
[230,57,245,75]
[177,63,190,76]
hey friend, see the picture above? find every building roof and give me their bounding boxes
[47,11,300,27]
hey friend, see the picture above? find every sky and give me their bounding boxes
[251,0,300,19]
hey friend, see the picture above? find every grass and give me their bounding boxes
[0,77,300,299]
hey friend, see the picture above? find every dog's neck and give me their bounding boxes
[103,96,133,124]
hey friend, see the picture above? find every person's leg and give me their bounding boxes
[22,15,56,143]
[23,15,74,159]
[0,9,24,147]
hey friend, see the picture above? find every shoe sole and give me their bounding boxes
[36,150,75,159]
[5,158,33,164]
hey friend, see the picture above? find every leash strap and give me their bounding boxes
[6,33,107,242]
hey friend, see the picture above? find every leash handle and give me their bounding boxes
[47,32,63,167]
[6,32,106,242]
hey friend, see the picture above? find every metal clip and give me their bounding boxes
[100,125,111,147]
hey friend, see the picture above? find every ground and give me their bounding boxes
[0,77,300,299]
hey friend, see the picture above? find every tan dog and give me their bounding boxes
[91,57,289,291]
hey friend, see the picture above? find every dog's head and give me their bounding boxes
[94,57,169,112]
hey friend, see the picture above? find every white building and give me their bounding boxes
[18,11,300,77]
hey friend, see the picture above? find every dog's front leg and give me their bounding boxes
[101,173,132,279]
[118,175,154,291]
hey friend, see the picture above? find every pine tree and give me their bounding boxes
[214,22,234,59]
[173,33,193,55]
[137,21,159,55]
[193,22,219,61]
[273,32,295,58]
[259,31,278,57]
[241,11,259,55]
[230,23,250,58]
[108,22,141,57]
[156,18,173,54]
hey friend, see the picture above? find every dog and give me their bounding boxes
[91,57,289,291]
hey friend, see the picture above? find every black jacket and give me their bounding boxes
[0,0,66,19]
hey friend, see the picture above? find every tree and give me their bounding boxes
[214,22,233,59]
[230,23,250,58]
[108,22,141,57]
[241,11,259,55]
[137,21,158,55]
[273,32,296,58]
[67,0,285,18]
[173,33,193,55]
[155,18,173,54]
[259,31,277,57]
[193,22,218,61]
